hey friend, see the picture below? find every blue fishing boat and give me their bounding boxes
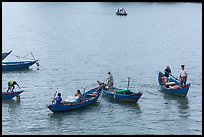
[116,8,128,16]
[100,77,142,103]
[2,60,38,71]
[2,90,24,100]
[47,87,102,113]
[2,51,12,60]
[102,87,142,102]
[158,72,190,97]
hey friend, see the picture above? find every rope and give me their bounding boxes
[9,53,36,60]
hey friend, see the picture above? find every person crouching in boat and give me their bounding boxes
[97,80,106,91]
[6,80,21,92]
[180,65,188,86]
[74,90,82,103]
[52,93,63,105]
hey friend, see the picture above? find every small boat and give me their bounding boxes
[47,87,102,113]
[116,8,128,16]
[2,90,24,100]
[2,60,39,71]
[158,72,190,97]
[101,77,142,103]
[2,51,12,60]
[102,87,142,102]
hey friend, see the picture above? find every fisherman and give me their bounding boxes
[164,66,172,82]
[52,92,63,105]
[6,80,21,92]
[179,65,188,86]
[107,72,114,89]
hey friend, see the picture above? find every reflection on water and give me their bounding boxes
[101,93,142,113]
[162,94,190,118]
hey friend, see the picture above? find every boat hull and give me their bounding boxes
[2,90,24,100]
[2,60,38,71]
[116,12,128,16]
[102,87,142,102]
[47,87,101,113]
[158,72,190,97]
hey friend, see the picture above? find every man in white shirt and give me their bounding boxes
[107,72,114,89]
[180,65,188,86]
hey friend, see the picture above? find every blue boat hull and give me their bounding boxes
[2,60,38,71]
[102,87,142,102]
[158,72,190,97]
[2,90,24,100]
[47,87,101,113]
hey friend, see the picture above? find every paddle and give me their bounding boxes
[168,73,180,82]
[52,91,57,104]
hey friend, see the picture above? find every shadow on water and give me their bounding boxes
[162,94,190,118]
[2,99,21,112]
[2,68,38,74]
[101,93,141,111]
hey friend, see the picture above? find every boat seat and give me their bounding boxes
[165,82,176,86]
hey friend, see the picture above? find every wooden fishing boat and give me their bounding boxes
[2,51,12,60]
[158,72,190,97]
[2,60,38,71]
[47,87,102,113]
[116,11,128,16]
[116,9,128,16]
[102,87,142,102]
[2,90,24,100]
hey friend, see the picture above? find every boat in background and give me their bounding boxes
[47,87,102,113]
[158,71,190,97]
[2,60,39,71]
[2,90,24,100]
[2,51,12,60]
[116,8,128,16]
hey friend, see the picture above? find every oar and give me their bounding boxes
[168,73,180,81]
[52,91,57,104]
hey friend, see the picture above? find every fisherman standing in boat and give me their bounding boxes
[180,65,188,86]
[107,72,114,89]
[6,80,21,92]
[164,66,172,82]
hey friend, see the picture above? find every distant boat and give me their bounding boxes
[116,8,128,16]
[158,72,190,97]
[2,60,39,71]
[2,90,24,100]
[47,87,102,113]
[2,51,12,60]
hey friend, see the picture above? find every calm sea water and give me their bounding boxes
[2,2,202,135]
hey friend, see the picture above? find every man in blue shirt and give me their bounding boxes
[52,93,63,105]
